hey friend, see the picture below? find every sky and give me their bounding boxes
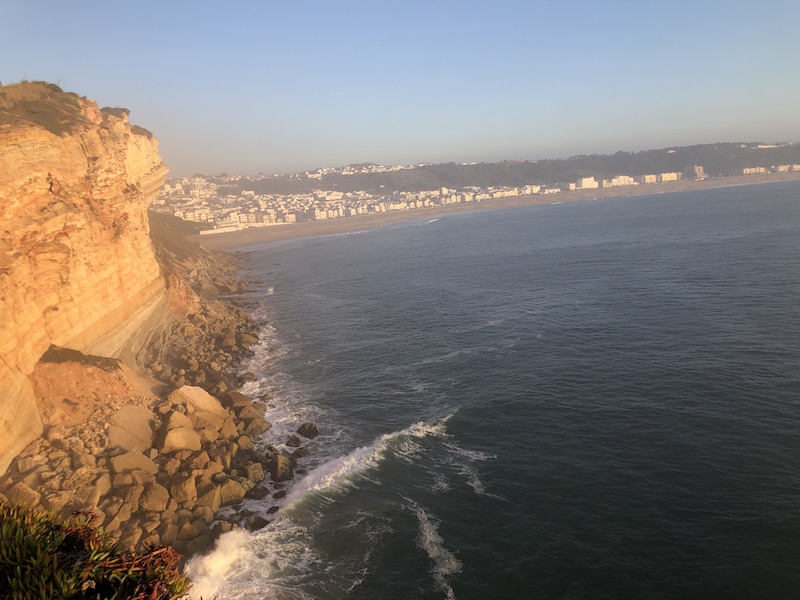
[3,0,800,177]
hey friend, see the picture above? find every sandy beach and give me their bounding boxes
[188,171,800,251]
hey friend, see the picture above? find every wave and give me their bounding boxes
[187,415,454,598]
[281,415,453,507]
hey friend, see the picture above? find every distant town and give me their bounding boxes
[151,143,800,235]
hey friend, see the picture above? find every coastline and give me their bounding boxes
[0,220,309,560]
[189,171,800,251]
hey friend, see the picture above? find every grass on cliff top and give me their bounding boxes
[0,501,191,599]
[0,80,146,137]
[0,81,85,135]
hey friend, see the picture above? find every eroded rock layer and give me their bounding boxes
[0,83,169,472]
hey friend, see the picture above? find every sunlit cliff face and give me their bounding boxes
[0,83,168,473]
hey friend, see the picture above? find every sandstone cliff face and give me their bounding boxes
[0,84,169,473]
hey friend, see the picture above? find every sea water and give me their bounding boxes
[188,181,800,599]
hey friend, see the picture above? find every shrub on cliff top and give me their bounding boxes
[0,501,190,599]
[0,81,84,135]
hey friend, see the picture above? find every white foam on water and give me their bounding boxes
[441,441,504,500]
[432,474,451,493]
[282,415,452,508]
[187,416,454,598]
[186,518,324,600]
[410,501,462,600]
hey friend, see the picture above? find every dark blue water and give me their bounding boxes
[188,181,800,599]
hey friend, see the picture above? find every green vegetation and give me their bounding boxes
[0,502,190,600]
[0,81,153,138]
[0,81,84,136]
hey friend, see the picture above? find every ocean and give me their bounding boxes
[187,180,800,599]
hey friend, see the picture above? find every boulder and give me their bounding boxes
[169,386,228,419]
[244,515,269,532]
[268,454,294,482]
[220,415,239,440]
[199,283,219,298]
[237,405,263,422]
[40,490,73,514]
[139,483,170,512]
[163,457,182,477]
[190,410,225,434]
[195,487,221,513]
[245,486,269,500]
[245,462,265,484]
[121,485,144,511]
[71,451,96,470]
[237,435,254,451]
[193,506,215,525]
[219,479,245,507]
[112,473,134,488]
[226,391,254,409]
[221,327,237,349]
[158,522,180,546]
[109,451,158,475]
[108,405,154,452]
[286,434,302,448]
[94,473,112,498]
[297,422,320,439]
[117,525,143,552]
[15,456,42,474]
[73,485,102,508]
[160,427,202,453]
[164,410,193,431]
[171,473,198,505]
[245,417,272,438]
[240,334,258,346]
[188,451,211,470]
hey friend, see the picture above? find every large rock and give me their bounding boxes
[139,483,170,512]
[219,415,239,440]
[170,474,198,505]
[245,462,265,483]
[160,427,202,453]
[9,482,41,508]
[109,451,158,475]
[195,487,221,513]
[41,490,74,514]
[297,422,320,439]
[237,405,263,422]
[226,391,254,409]
[219,479,246,507]
[268,454,294,482]
[190,410,224,434]
[163,410,193,431]
[169,386,228,419]
[108,404,154,452]
[245,417,272,438]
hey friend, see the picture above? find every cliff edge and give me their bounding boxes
[0,82,169,473]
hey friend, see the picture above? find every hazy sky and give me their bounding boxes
[3,1,800,176]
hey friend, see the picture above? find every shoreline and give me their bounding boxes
[188,172,800,251]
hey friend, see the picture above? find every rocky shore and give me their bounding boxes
[0,216,314,558]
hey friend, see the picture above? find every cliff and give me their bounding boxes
[0,82,170,473]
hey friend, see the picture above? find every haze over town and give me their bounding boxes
[3,0,800,176]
